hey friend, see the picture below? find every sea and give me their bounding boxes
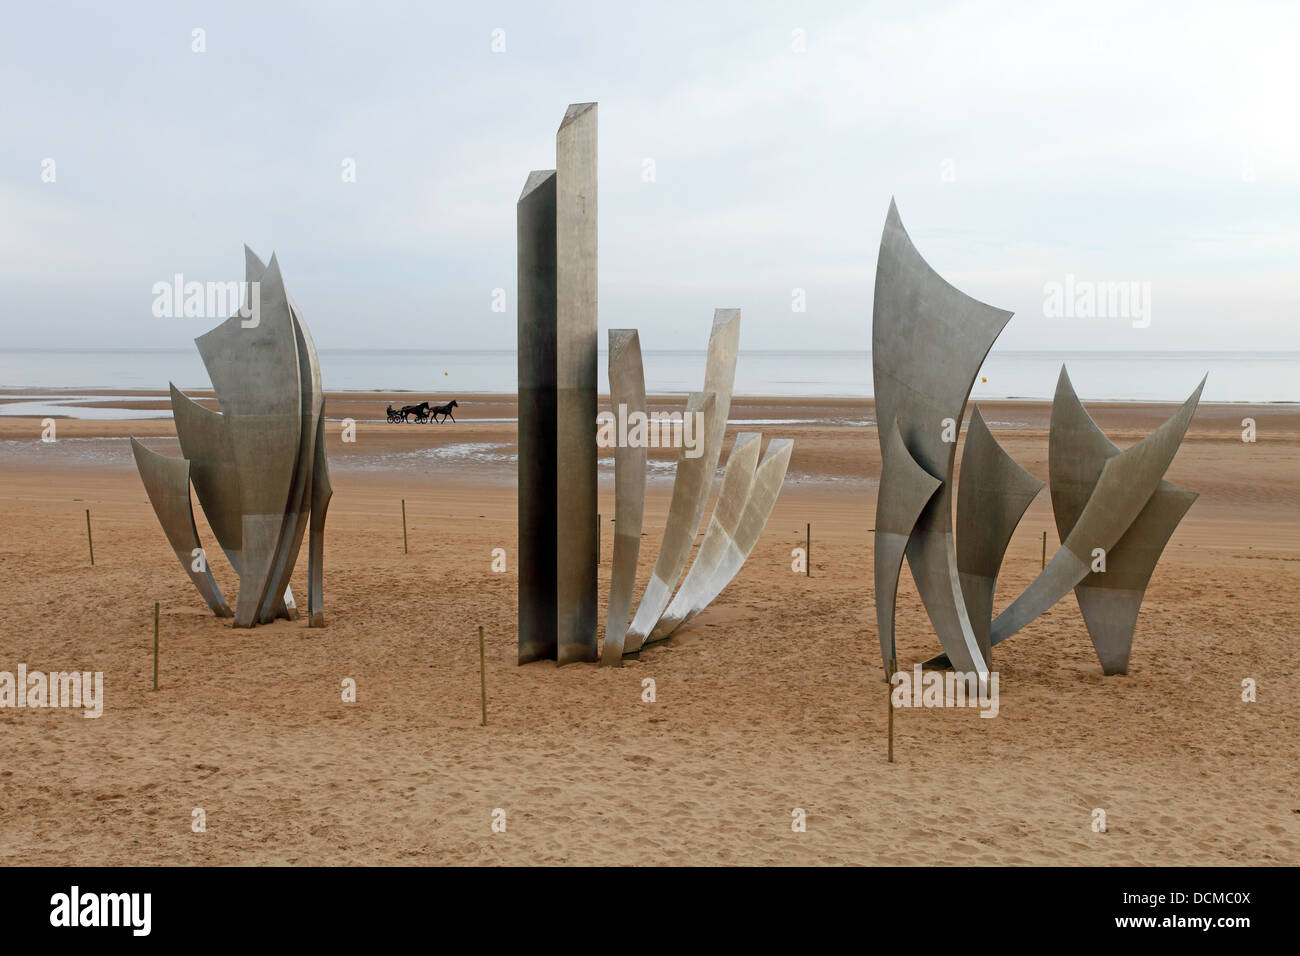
[0,349,1295,421]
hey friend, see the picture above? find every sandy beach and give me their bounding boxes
[0,390,1296,865]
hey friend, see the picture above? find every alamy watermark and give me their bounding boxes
[596,404,705,458]
[151,274,261,328]
[0,665,103,718]
[890,665,999,718]
[50,886,150,936]
[1043,274,1151,328]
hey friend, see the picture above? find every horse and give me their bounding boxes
[399,401,431,423]
[431,399,459,423]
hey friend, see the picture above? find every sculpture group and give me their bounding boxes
[516,103,793,667]
[128,121,1193,680]
[873,200,1202,678]
[132,248,332,628]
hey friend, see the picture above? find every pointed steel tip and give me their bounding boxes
[264,253,288,288]
[560,102,597,129]
[519,169,556,201]
[882,199,909,246]
[761,437,796,467]
[1181,375,1208,413]
[243,244,267,272]
[685,390,717,417]
[710,308,741,336]
[608,328,638,359]
[1182,375,1207,407]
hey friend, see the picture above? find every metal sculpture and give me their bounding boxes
[954,406,1044,663]
[623,388,716,643]
[170,382,243,573]
[651,437,795,639]
[517,104,793,668]
[517,168,559,665]
[993,367,1200,673]
[651,431,763,641]
[598,314,793,661]
[989,374,1203,646]
[132,247,331,628]
[600,329,648,665]
[872,200,1204,676]
[515,103,600,666]
[130,439,232,617]
[874,419,942,677]
[873,198,1012,681]
[1074,485,1196,675]
[626,308,739,647]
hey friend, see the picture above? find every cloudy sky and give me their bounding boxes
[3,0,1297,352]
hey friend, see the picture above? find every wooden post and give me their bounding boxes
[887,656,896,763]
[85,509,94,566]
[806,523,811,577]
[402,499,408,554]
[478,625,487,727]
[1041,530,1046,569]
[153,602,159,692]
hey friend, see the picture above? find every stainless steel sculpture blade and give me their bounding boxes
[1045,366,1198,673]
[195,254,303,627]
[169,383,243,574]
[625,390,717,649]
[873,419,942,676]
[243,243,267,308]
[872,199,1012,678]
[257,298,323,623]
[991,371,1205,645]
[600,329,647,666]
[1075,486,1196,673]
[139,246,329,630]
[555,103,599,666]
[658,437,794,637]
[954,405,1044,662]
[626,309,740,648]
[129,438,232,617]
[516,169,559,664]
[307,411,332,628]
[650,430,763,642]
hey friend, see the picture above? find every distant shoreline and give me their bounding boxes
[0,385,1295,413]
[4,349,1297,402]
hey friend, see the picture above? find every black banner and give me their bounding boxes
[0,865,1286,942]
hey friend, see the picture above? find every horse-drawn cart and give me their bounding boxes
[386,400,458,423]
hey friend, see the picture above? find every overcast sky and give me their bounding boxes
[3,0,1297,353]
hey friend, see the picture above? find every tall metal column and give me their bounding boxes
[517,169,559,663]
[555,103,599,665]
